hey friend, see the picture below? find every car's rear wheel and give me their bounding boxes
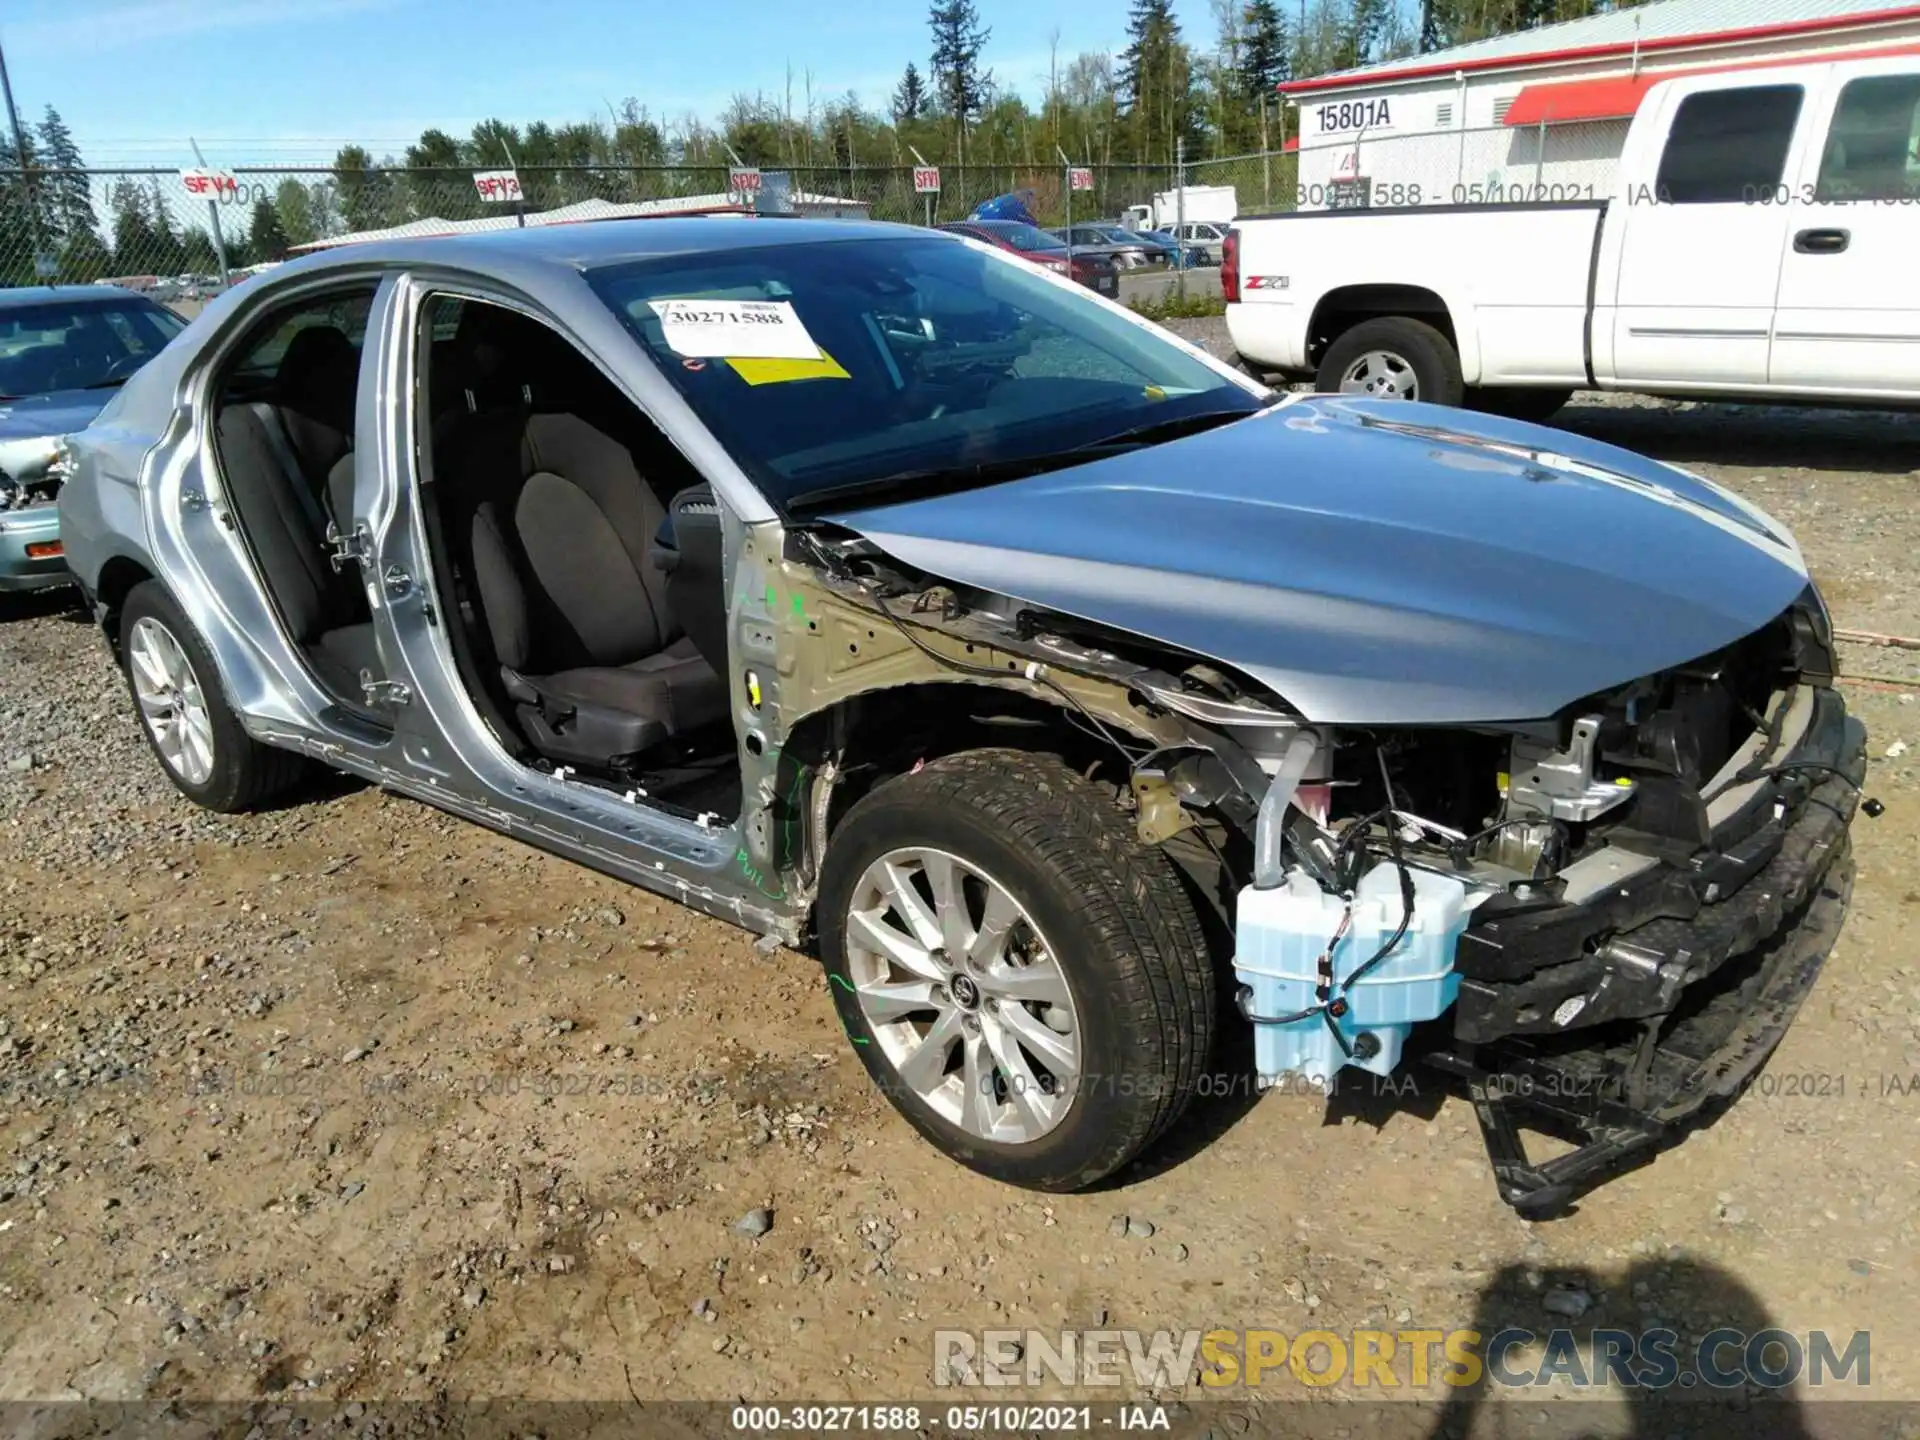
[818,748,1216,1191]
[120,580,309,813]
[1317,316,1464,407]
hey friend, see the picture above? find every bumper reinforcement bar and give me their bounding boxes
[1420,842,1853,1218]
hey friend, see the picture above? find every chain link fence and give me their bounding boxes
[0,161,1198,300]
[0,125,1632,301]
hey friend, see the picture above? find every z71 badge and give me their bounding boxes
[1244,275,1289,290]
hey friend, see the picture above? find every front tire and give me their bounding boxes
[818,749,1216,1191]
[120,581,309,813]
[1317,316,1464,407]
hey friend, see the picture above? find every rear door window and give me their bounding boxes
[1655,84,1805,203]
[1814,73,1920,200]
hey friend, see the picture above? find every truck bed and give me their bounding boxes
[1227,200,1608,387]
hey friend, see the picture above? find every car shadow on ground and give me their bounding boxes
[0,585,91,626]
[1554,400,1920,476]
[1424,1257,1820,1439]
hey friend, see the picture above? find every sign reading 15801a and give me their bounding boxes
[1316,97,1393,133]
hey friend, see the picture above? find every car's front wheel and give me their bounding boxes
[120,581,309,812]
[818,748,1216,1191]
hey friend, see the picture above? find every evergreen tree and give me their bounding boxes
[1119,0,1199,165]
[892,61,927,124]
[34,106,96,246]
[179,229,220,275]
[274,177,318,247]
[929,0,992,160]
[248,198,289,262]
[1241,0,1291,94]
[1419,0,1442,53]
[332,145,398,234]
[146,175,187,273]
[1342,0,1397,69]
[59,226,113,281]
[405,128,467,218]
[0,128,54,281]
[107,177,157,274]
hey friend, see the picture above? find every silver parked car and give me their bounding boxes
[59,218,1865,1213]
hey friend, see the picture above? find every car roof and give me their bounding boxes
[0,284,157,310]
[271,215,943,282]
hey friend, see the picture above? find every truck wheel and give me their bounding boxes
[1318,317,1463,407]
[818,748,1216,1191]
[1470,386,1573,425]
[120,580,310,813]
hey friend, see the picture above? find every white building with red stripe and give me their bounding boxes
[1279,0,1920,207]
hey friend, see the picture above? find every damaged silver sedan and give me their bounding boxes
[58,218,1866,1214]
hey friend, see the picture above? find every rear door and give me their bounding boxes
[1770,61,1920,396]
[1609,79,1808,387]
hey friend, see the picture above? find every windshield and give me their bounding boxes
[589,233,1258,512]
[0,299,184,397]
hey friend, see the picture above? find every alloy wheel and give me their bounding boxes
[128,616,216,786]
[1339,349,1418,400]
[844,847,1082,1144]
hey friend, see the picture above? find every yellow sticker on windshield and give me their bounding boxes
[1143,384,1168,401]
[725,348,851,386]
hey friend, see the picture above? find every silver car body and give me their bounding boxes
[56,217,1865,1212]
[58,217,1835,925]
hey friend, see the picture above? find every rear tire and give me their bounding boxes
[1317,316,1464,407]
[120,580,310,813]
[1470,385,1573,424]
[818,748,1216,1191]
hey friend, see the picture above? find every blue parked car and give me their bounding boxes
[0,285,186,596]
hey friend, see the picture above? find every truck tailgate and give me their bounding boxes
[1228,202,1606,385]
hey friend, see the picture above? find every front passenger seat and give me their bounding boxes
[463,413,728,770]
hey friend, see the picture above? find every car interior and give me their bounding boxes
[210,289,390,709]
[210,287,742,819]
[412,296,741,820]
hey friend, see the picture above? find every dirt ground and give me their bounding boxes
[2,382,1919,1434]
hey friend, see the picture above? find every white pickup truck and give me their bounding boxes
[1223,54,1920,418]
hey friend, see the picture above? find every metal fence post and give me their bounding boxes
[0,33,52,282]
[1057,146,1073,270]
[188,139,232,286]
[1174,136,1186,302]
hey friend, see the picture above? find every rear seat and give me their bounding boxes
[215,325,382,699]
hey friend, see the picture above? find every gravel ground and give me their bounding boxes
[2,354,1919,1429]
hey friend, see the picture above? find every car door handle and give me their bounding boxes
[1793,227,1850,254]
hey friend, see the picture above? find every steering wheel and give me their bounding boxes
[93,352,146,385]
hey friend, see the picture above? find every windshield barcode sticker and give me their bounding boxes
[649,299,823,360]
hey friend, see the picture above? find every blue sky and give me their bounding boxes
[0,0,1222,166]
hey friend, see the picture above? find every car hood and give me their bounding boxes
[823,396,1812,726]
[0,388,111,480]
[0,387,111,440]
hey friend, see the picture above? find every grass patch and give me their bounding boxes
[1128,291,1227,321]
